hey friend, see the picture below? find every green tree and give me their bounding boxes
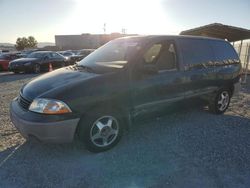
[15,36,38,50]
[15,37,28,50]
[27,36,38,48]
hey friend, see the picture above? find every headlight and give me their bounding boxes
[29,98,72,114]
[24,62,31,66]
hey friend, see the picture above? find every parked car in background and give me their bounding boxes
[0,53,21,71]
[70,49,95,62]
[0,50,10,53]
[58,51,75,57]
[20,49,39,58]
[8,51,67,73]
[58,51,76,65]
[10,35,241,152]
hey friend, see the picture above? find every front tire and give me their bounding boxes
[209,88,231,114]
[78,110,123,152]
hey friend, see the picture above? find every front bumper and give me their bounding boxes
[10,99,80,143]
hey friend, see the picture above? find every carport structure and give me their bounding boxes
[180,23,250,83]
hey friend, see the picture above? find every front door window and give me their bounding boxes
[142,41,177,71]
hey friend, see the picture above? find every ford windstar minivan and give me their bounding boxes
[10,35,241,152]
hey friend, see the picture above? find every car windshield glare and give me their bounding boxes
[78,39,140,73]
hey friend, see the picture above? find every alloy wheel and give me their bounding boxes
[217,91,230,111]
[90,116,119,147]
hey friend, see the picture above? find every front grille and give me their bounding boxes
[18,94,32,110]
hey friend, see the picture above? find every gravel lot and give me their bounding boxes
[0,72,250,188]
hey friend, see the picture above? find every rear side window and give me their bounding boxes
[210,41,239,61]
[179,39,214,66]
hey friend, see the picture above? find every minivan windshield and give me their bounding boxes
[78,39,141,73]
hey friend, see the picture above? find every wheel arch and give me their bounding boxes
[222,82,234,97]
[74,101,131,140]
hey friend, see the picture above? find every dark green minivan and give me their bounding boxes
[10,35,241,152]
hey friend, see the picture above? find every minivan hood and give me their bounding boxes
[21,67,98,100]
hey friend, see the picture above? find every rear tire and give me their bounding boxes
[78,109,123,153]
[208,88,231,114]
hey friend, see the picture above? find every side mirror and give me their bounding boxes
[44,56,49,60]
[138,64,158,75]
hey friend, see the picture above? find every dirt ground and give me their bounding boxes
[0,73,38,151]
[0,72,250,188]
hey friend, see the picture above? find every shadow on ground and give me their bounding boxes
[0,103,250,188]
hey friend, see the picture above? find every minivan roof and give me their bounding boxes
[116,35,226,42]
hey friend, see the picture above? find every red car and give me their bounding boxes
[0,53,20,71]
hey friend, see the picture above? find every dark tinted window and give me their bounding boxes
[211,41,239,61]
[179,38,214,65]
[27,52,46,58]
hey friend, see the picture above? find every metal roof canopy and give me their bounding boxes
[180,23,250,42]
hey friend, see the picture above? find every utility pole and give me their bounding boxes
[243,43,250,84]
[121,28,126,34]
[103,23,106,34]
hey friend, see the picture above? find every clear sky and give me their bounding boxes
[0,0,249,43]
